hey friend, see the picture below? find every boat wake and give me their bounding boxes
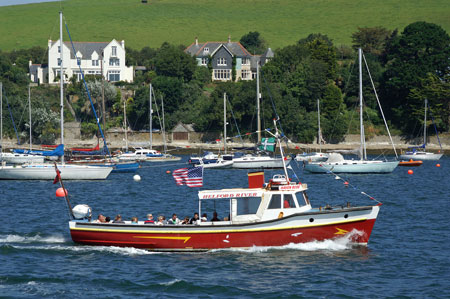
[0,233,67,244]
[211,230,364,253]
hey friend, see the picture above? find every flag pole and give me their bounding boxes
[54,162,74,219]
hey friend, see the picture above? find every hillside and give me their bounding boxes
[0,0,448,51]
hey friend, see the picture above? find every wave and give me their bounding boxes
[0,234,67,244]
[8,244,154,256]
[211,229,363,253]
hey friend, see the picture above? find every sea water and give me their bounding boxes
[0,156,449,297]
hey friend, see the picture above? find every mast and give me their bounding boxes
[149,83,152,150]
[28,84,32,150]
[0,82,2,156]
[223,92,227,154]
[123,100,128,152]
[358,48,366,161]
[101,50,106,136]
[424,98,428,148]
[256,60,261,143]
[161,95,167,154]
[317,98,322,153]
[59,11,64,163]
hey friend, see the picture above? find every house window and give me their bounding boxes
[213,69,231,80]
[77,57,81,66]
[58,46,61,53]
[242,58,250,65]
[217,57,227,66]
[111,46,117,57]
[203,47,209,54]
[201,57,208,65]
[57,58,61,66]
[92,60,99,66]
[109,58,120,66]
[241,70,251,79]
[73,71,82,81]
[108,70,120,82]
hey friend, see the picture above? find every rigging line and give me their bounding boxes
[226,96,244,145]
[3,92,20,144]
[428,107,443,150]
[64,19,111,158]
[318,164,382,204]
[362,53,398,158]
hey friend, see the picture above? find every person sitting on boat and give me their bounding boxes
[105,216,111,223]
[189,213,200,225]
[93,214,106,223]
[201,213,208,222]
[113,214,125,224]
[156,215,165,226]
[144,214,155,224]
[168,214,180,225]
[131,217,138,224]
[180,216,190,225]
[211,212,220,222]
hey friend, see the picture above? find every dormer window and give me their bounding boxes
[217,57,227,66]
[242,58,250,65]
[92,59,99,66]
[203,47,209,54]
[77,57,81,66]
[201,57,208,65]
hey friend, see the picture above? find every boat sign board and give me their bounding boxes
[279,184,306,191]
[199,189,264,200]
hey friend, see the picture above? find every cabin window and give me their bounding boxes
[237,197,261,215]
[268,194,281,209]
[295,191,309,207]
[283,194,295,209]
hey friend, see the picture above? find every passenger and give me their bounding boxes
[155,215,164,226]
[211,211,220,222]
[144,214,155,224]
[93,214,106,223]
[180,216,190,225]
[189,213,200,225]
[131,217,138,224]
[113,214,125,223]
[201,213,208,222]
[105,216,111,223]
[168,213,180,225]
[284,198,291,208]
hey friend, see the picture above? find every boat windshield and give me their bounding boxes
[237,197,261,215]
[295,191,309,207]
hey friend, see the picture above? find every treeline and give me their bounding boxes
[0,21,449,144]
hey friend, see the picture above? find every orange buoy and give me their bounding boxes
[408,169,413,175]
[56,187,68,197]
[344,181,349,186]
[166,170,171,174]
[436,164,441,167]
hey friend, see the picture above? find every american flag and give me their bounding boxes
[172,166,203,187]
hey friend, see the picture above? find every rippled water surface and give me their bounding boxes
[1,156,449,297]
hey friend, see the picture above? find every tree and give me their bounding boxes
[351,27,392,56]
[154,42,197,81]
[382,21,450,132]
[239,31,267,55]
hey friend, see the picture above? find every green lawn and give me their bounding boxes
[1,0,449,51]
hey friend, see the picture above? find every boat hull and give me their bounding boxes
[232,157,292,169]
[399,153,443,161]
[0,164,112,180]
[69,206,379,251]
[304,160,399,173]
[0,153,45,164]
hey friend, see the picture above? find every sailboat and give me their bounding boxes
[0,84,45,164]
[231,61,291,169]
[295,99,329,162]
[304,48,399,173]
[0,12,112,180]
[399,99,443,161]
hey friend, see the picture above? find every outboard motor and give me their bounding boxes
[72,204,92,220]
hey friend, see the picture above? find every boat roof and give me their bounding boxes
[198,184,307,200]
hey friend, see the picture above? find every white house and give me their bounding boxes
[31,39,133,84]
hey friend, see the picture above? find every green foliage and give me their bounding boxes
[154,42,197,81]
[239,32,267,55]
[351,27,392,56]
[81,122,99,138]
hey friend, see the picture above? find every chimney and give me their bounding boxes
[195,37,198,45]
[121,40,125,48]
[48,39,52,49]
[248,171,265,188]
[228,34,231,43]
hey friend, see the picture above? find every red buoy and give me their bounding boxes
[408,169,413,175]
[166,170,171,174]
[344,181,349,186]
[56,187,68,197]
[436,164,441,167]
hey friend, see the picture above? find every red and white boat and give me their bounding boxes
[61,121,381,251]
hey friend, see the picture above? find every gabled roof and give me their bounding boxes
[52,40,110,59]
[172,122,195,132]
[185,41,252,58]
